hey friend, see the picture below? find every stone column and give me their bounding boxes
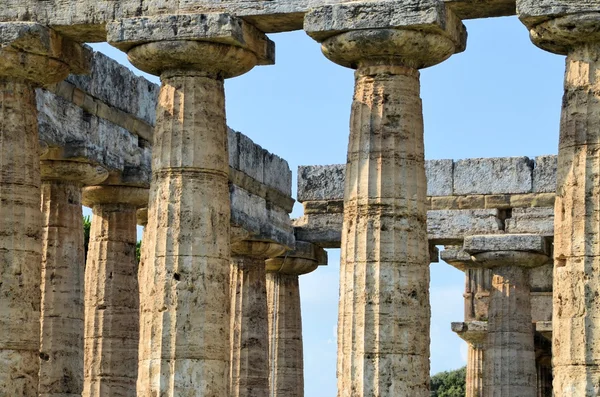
[265,242,326,397]
[82,186,148,397]
[229,241,286,397]
[0,23,89,396]
[536,353,552,397]
[443,247,491,397]
[305,4,466,396]
[464,234,550,397]
[39,161,108,397]
[107,14,274,396]
[517,7,600,394]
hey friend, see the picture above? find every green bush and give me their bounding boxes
[430,366,466,397]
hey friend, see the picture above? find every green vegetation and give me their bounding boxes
[430,366,466,397]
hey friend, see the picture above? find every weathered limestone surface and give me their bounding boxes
[39,161,108,397]
[82,186,148,397]
[453,323,486,397]
[464,234,550,397]
[516,7,600,395]
[229,242,285,397]
[0,23,90,396]
[305,3,466,395]
[265,242,326,397]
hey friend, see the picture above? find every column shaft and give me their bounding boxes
[0,79,42,396]
[338,64,429,397]
[230,256,269,397]
[536,359,552,397]
[553,42,600,393]
[138,74,231,396]
[485,266,536,396]
[467,343,484,397]
[39,180,85,396]
[267,273,304,397]
[84,203,139,397]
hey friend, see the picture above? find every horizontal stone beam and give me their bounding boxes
[1,1,516,42]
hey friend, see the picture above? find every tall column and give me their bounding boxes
[517,7,600,394]
[305,4,466,396]
[82,186,148,397]
[464,234,550,397]
[39,161,108,397]
[536,353,552,397]
[229,241,286,397]
[265,241,326,397]
[443,247,491,397]
[108,14,275,396]
[0,23,89,396]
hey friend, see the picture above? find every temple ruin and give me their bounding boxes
[0,0,598,396]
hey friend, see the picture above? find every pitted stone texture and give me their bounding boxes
[504,207,554,236]
[517,1,600,29]
[426,159,453,196]
[229,255,270,397]
[0,80,42,396]
[454,157,533,195]
[297,164,345,202]
[266,272,304,397]
[83,190,144,397]
[137,74,231,396]
[427,209,502,244]
[533,155,557,193]
[464,234,550,255]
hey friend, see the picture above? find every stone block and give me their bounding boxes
[263,152,292,196]
[297,164,345,202]
[505,207,554,236]
[530,262,553,292]
[107,14,275,64]
[293,213,343,249]
[464,234,550,254]
[304,0,467,50]
[453,157,533,195]
[517,0,600,28]
[427,209,502,245]
[426,159,453,196]
[531,292,552,322]
[533,155,557,193]
[237,133,264,184]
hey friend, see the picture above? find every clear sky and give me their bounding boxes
[88,14,565,396]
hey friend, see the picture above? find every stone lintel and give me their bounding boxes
[446,0,516,20]
[451,321,487,344]
[440,246,474,271]
[464,234,550,255]
[107,14,275,65]
[304,0,466,51]
[265,241,327,275]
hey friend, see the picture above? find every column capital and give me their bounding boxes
[0,22,91,84]
[40,160,108,186]
[304,0,466,69]
[451,321,487,345]
[231,240,287,260]
[463,234,551,268]
[441,245,475,271]
[107,14,274,78]
[136,208,148,227]
[82,185,149,208]
[266,241,327,275]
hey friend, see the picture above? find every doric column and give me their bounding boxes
[0,23,90,395]
[229,241,286,397]
[443,247,491,397]
[82,186,148,397]
[536,351,552,397]
[108,14,274,396]
[464,234,550,397]
[517,6,600,394]
[265,241,327,397]
[39,161,108,397]
[305,5,466,395]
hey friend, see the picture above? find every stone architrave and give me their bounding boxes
[229,241,286,397]
[39,161,108,397]
[82,186,148,397]
[305,2,466,395]
[464,234,550,397]
[0,22,90,396]
[516,5,600,394]
[265,241,327,397]
[107,14,274,396]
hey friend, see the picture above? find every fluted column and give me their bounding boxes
[39,161,108,397]
[0,22,89,396]
[536,354,552,397]
[107,14,274,396]
[229,241,286,397]
[265,242,326,397]
[465,234,550,397]
[305,4,466,396]
[82,186,148,397]
[517,9,600,394]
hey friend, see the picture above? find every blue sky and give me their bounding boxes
[88,14,564,396]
